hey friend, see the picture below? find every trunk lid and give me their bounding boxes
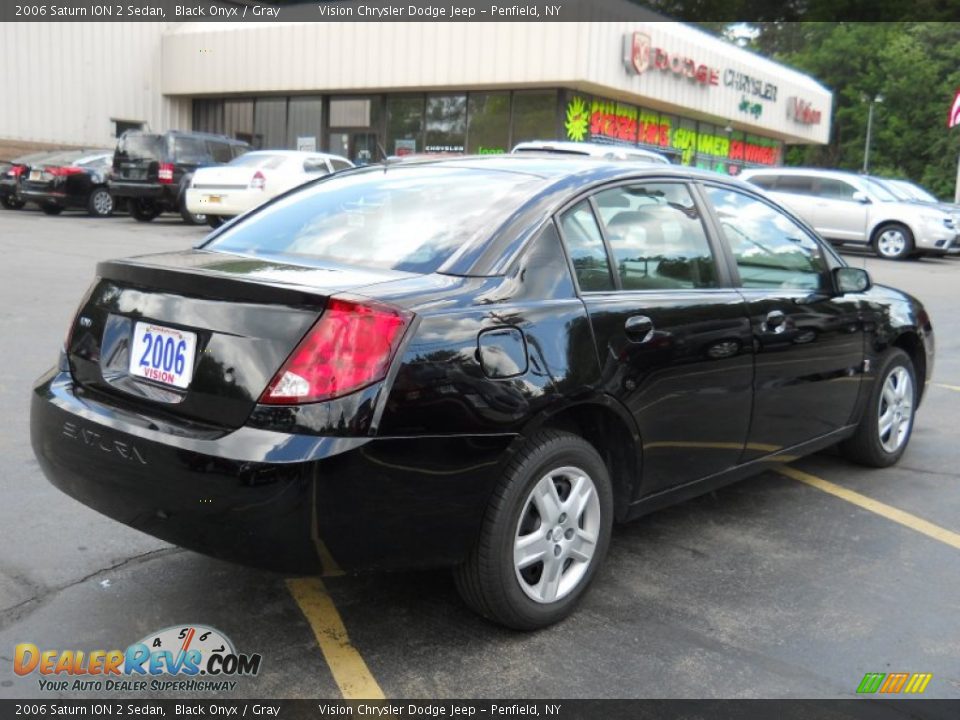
[191,166,258,191]
[67,250,414,429]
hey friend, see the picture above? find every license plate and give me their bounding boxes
[129,322,197,389]
[29,170,42,181]
[204,195,222,203]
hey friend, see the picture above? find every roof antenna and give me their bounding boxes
[376,140,392,170]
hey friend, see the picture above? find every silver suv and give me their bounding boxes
[740,168,957,260]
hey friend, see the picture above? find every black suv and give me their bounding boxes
[109,131,249,225]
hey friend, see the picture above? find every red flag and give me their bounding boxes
[949,89,960,128]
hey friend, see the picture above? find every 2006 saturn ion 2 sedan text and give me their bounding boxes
[31,157,933,629]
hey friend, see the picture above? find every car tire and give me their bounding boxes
[130,199,160,222]
[41,204,63,216]
[179,196,206,226]
[207,214,225,229]
[873,223,914,260]
[454,429,613,630]
[87,187,114,217]
[840,348,917,468]
[1,195,25,210]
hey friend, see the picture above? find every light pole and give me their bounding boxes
[863,94,883,174]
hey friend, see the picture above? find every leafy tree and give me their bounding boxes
[736,22,960,199]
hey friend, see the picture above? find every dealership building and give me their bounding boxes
[0,21,832,174]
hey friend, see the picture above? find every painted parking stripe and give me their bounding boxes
[779,466,960,551]
[933,382,960,392]
[286,577,386,699]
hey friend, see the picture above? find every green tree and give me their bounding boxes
[742,22,960,199]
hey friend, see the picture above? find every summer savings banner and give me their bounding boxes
[563,95,782,174]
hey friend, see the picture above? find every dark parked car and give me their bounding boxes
[109,130,249,225]
[1,150,79,210]
[18,150,115,216]
[31,157,933,629]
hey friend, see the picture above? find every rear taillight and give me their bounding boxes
[158,163,175,184]
[250,171,266,191]
[10,165,26,177]
[259,297,412,405]
[46,166,84,177]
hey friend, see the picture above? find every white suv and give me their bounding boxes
[740,168,957,260]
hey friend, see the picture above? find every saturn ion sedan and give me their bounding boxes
[31,156,933,629]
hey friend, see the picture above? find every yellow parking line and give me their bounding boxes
[933,382,960,392]
[779,466,960,551]
[286,577,386,700]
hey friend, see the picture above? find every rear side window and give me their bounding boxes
[558,201,614,292]
[205,167,543,274]
[746,175,778,190]
[774,175,816,195]
[174,137,212,164]
[706,186,828,291]
[116,133,164,161]
[593,184,716,290]
[208,141,234,163]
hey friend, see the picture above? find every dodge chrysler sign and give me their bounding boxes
[623,32,719,86]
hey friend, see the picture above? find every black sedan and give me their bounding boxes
[18,150,115,216]
[30,157,933,629]
[0,150,75,210]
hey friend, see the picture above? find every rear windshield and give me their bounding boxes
[117,133,165,161]
[228,153,288,169]
[205,166,544,274]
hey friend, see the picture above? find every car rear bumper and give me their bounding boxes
[185,187,262,216]
[31,368,513,574]
[108,181,176,205]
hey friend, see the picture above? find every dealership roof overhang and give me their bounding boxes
[161,21,832,145]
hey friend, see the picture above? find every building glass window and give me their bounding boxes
[588,98,640,145]
[287,96,323,151]
[253,98,287,150]
[467,93,510,154]
[511,91,558,146]
[386,96,424,156]
[193,99,224,135]
[224,99,254,144]
[425,95,466,153]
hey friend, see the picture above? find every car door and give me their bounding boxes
[556,181,754,498]
[810,177,870,242]
[702,184,865,462]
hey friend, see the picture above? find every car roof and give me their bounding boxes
[378,153,731,184]
[240,150,351,161]
[512,140,669,162]
[740,166,869,183]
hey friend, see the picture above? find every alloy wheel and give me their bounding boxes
[514,466,601,604]
[878,366,914,453]
[877,229,907,258]
[92,190,113,215]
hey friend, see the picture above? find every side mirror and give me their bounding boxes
[833,266,871,294]
[852,191,871,204]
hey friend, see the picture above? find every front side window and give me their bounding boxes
[557,201,614,292]
[706,186,828,291]
[593,183,716,290]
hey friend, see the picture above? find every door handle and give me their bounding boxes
[625,315,654,343]
[763,310,787,334]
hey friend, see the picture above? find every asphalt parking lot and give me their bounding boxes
[0,207,958,700]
